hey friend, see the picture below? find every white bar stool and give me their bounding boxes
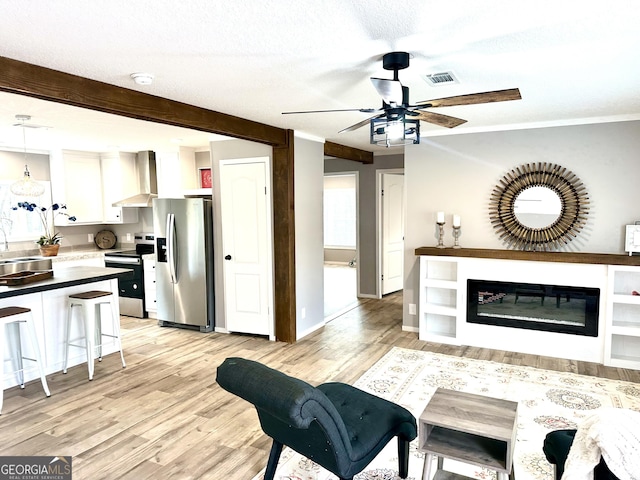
[0,306,51,414]
[63,290,126,381]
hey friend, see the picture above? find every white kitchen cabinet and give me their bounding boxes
[143,256,157,317]
[100,152,139,224]
[51,150,104,225]
[604,265,640,369]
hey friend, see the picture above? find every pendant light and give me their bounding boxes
[10,114,45,197]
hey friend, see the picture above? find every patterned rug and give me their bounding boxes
[251,347,640,480]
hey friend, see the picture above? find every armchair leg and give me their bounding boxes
[398,437,410,478]
[263,440,284,480]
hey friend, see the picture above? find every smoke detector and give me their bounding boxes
[130,73,154,86]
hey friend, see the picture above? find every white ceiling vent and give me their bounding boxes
[423,71,459,86]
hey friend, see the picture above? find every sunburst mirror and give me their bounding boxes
[489,163,590,251]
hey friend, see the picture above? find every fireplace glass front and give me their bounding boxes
[467,279,599,337]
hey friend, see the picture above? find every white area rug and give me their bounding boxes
[251,347,640,480]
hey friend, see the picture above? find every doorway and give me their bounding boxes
[323,172,359,319]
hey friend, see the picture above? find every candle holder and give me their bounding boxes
[452,226,461,249]
[436,221,446,248]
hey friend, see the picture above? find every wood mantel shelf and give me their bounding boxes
[414,247,640,266]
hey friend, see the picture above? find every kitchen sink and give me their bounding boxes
[0,257,52,275]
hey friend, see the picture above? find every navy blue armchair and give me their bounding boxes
[216,357,417,480]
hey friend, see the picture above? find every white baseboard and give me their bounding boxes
[214,327,229,334]
[297,320,327,340]
[402,325,419,333]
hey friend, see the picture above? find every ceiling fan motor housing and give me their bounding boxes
[382,52,410,71]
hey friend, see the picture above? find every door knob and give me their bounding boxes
[224,254,232,260]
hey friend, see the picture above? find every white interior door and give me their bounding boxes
[219,159,272,336]
[382,173,404,295]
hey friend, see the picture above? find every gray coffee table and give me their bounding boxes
[418,388,518,480]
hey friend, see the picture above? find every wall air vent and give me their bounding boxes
[423,71,459,86]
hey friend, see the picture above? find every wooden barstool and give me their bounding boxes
[63,291,126,380]
[0,306,51,414]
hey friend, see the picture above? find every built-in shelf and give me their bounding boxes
[417,249,640,369]
[605,265,640,368]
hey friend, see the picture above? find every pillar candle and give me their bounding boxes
[453,215,461,227]
[437,211,445,223]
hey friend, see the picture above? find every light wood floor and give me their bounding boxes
[2,292,638,479]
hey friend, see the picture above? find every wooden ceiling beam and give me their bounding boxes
[324,141,373,164]
[0,55,288,147]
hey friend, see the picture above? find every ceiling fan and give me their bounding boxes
[282,52,521,143]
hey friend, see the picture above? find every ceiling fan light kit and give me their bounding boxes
[370,117,420,147]
[282,51,522,148]
[130,73,154,85]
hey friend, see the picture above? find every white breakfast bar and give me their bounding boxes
[0,266,132,389]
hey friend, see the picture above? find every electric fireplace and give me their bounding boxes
[467,279,600,337]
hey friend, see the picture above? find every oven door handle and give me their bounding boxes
[166,213,177,284]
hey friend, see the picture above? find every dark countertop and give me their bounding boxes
[0,266,133,299]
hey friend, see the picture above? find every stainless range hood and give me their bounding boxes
[112,151,157,207]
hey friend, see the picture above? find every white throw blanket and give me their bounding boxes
[562,407,640,480]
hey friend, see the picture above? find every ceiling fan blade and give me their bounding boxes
[416,88,521,108]
[413,111,468,128]
[339,112,386,134]
[370,78,403,105]
[282,107,378,114]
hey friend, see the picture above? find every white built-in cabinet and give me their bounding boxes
[418,253,640,369]
[50,149,139,225]
[418,256,460,345]
[51,150,104,224]
[100,152,139,224]
[604,265,640,369]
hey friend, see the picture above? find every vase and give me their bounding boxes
[39,244,60,257]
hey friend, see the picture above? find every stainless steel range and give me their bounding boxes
[104,233,154,318]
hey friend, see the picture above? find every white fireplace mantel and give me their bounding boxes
[416,248,640,369]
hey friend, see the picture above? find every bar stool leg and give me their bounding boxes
[6,322,24,387]
[23,314,50,398]
[82,303,96,381]
[63,302,73,374]
[95,303,103,362]
[110,296,126,368]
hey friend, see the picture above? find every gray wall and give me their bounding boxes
[325,153,404,296]
[403,120,640,329]
[294,135,325,338]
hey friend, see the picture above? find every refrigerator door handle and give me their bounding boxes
[166,213,178,284]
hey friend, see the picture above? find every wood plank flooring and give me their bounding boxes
[1,292,638,479]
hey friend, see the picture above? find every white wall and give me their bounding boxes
[294,135,325,339]
[404,120,640,329]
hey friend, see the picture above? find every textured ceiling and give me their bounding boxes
[1,0,639,154]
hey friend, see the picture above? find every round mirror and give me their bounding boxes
[513,186,562,229]
[489,163,589,251]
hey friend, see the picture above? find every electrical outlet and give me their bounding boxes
[88,233,94,243]
[126,233,132,242]
[409,303,416,315]
[301,307,306,319]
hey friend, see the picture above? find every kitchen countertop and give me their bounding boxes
[0,266,133,299]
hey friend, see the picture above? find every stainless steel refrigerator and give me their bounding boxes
[153,198,214,332]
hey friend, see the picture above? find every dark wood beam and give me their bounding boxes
[0,55,297,342]
[324,141,373,164]
[272,130,297,342]
[0,55,287,147]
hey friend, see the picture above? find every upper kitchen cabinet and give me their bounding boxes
[50,149,104,225]
[50,149,140,225]
[100,151,139,224]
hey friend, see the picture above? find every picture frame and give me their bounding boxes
[199,167,212,189]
